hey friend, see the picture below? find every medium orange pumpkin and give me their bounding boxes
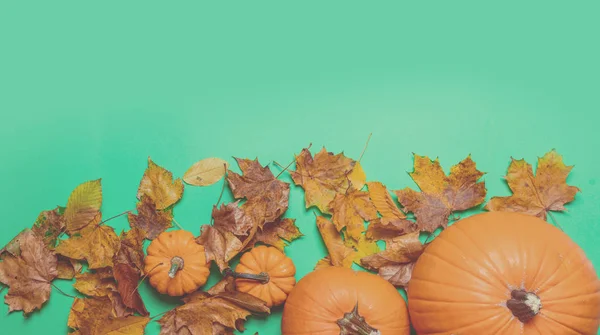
[228,245,296,307]
[281,266,410,335]
[144,230,210,296]
[408,211,600,335]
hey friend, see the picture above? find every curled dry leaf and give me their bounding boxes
[73,269,135,318]
[485,150,580,220]
[113,263,148,316]
[68,296,149,335]
[55,224,121,269]
[315,216,355,268]
[366,218,417,241]
[330,189,378,241]
[31,206,65,249]
[251,218,302,252]
[0,230,57,314]
[56,255,82,280]
[396,155,486,232]
[184,157,229,186]
[228,158,290,226]
[127,196,173,240]
[360,232,425,288]
[137,157,184,210]
[158,282,270,335]
[64,179,103,233]
[291,147,359,214]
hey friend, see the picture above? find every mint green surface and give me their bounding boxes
[1,1,599,334]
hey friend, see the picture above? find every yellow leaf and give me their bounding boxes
[348,162,366,190]
[183,157,229,186]
[367,182,405,220]
[64,180,102,233]
[330,189,378,240]
[137,158,184,210]
[56,225,120,269]
[316,216,355,268]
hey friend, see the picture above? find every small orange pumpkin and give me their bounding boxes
[408,211,600,335]
[144,230,210,296]
[228,245,296,307]
[281,266,410,335]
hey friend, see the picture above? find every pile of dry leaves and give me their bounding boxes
[0,144,578,334]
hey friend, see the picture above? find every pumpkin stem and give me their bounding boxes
[168,256,184,278]
[222,268,270,284]
[507,289,542,323]
[337,303,381,335]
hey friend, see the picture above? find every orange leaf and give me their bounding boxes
[137,157,184,210]
[315,216,355,268]
[291,147,358,214]
[485,150,580,220]
[55,224,121,269]
[395,154,486,232]
[251,218,302,251]
[68,296,149,334]
[366,218,417,241]
[367,182,405,220]
[330,189,378,240]
[127,197,173,240]
[0,230,57,315]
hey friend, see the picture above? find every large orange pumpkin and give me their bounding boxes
[144,230,210,296]
[229,245,296,307]
[281,266,410,335]
[408,211,600,335]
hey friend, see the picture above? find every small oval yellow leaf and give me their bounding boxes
[183,158,229,186]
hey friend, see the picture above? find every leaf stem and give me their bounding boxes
[127,262,163,302]
[51,282,77,299]
[275,158,296,179]
[547,212,563,231]
[223,268,270,284]
[211,169,229,225]
[358,133,372,163]
[99,210,132,226]
[172,218,184,230]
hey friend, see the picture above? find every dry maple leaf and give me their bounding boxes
[73,269,135,318]
[158,284,269,335]
[251,218,302,251]
[55,224,121,269]
[1,229,29,258]
[360,232,425,288]
[184,157,229,186]
[0,230,57,314]
[68,296,149,335]
[137,157,184,210]
[343,233,380,264]
[212,201,256,236]
[113,263,148,316]
[485,150,580,220]
[56,255,82,280]
[366,218,417,241]
[127,196,173,240]
[330,189,378,241]
[64,179,103,233]
[197,225,244,271]
[31,206,66,249]
[114,228,145,272]
[396,154,486,232]
[228,158,290,226]
[291,147,361,214]
[316,216,355,268]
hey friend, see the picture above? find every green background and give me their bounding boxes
[1,1,599,334]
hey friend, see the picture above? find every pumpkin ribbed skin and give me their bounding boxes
[282,266,410,335]
[144,230,210,296]
[234,245,296,307]
[408,211,600,335]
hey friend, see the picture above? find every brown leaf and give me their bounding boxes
[314,256,333,270]
[73,269,134,318]
[114,263,148,316]
[159,287,269,335]
[485,150,580,220]
[330,189,378,240]
[196,225,243,271]
[56,255,82,280]
[212,201,255,236]
[227,158,290,225]
[68,297,149,335]
[31,206,66,249]
[128,196,173,240]
[291,147,358,214]
[252,218,302,251]
[55,225,121,269]
[1,229,29,258]
[395,155,486,232]
[316,216,355,268]
[378,263,416,288]
[367,182,405,220]
[184,157,229,186]
[361,232,424,271]
[114,228,145,272]
[137,157,184,210]
[64,179,103,233]
[0,230,57,314]
[366,218,417,241]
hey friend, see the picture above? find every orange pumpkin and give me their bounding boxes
[228,245,296,307]
[408,211,600,335]
[144,230,210,296]
[281,266,410,335]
